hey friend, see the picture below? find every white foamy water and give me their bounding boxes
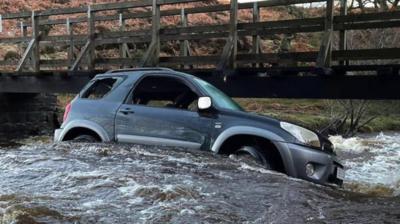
[330,132,400,196]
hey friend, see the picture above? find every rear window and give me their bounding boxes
[81,77,122,99]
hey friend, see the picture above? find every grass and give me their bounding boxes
[235,98,400,134]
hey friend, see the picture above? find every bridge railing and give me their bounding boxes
[0,0,399,74]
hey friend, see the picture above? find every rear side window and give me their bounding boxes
[81,77,122,99]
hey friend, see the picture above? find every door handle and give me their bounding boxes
[119,108,135,114]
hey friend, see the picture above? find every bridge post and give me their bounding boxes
[180,8,192,69]
[252,2,261,68]
[66,18,74,69]
[140,0,160,67]
[16,12,41,73]
[317,0,334,68]
[339,0,348,66]
[230,0,238,69]
[20,22,28,56]
[31,11,40,73]
[87,5,95,71]
[119,12,132,64]
[153,0,160,66]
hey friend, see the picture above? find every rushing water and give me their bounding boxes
[0,134,400,223]
[331,132,400,197]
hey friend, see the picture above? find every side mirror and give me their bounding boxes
[198,96,212,110]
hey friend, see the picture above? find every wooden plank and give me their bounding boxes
[96,58,140,66]
[70,40,92,71]
[2,0,203,19]
[95,36,150,45]
[159,55,219,64]
[230,0,238,69]
[332,48,400,60]
[238,17,324,30]
[335,20,400,30]
[42,35,86,42]
[35,8,400,29]
[140,0,160,67]
[339,0,347,66]
[252,2,261,68]
[217,36,234,71]
[97,30,151,39]
[179,8,191,69]
[67,18,74,68]
[325,0,333,67]
[118,13,132,61]
[16,39,36,72]
[0,61,18,66]
[153,0,160,66]
[40,59,71,67]
[317,0,333,68]
[31,11,40,72]
[90,0,201,12]
[243,26,324,36]
[0,37,31,44]
[161,24,228,35]
[236,52,318,63]
[87,6,95,71]
[334,10,400,23]
[161,32,229,41]
[2,0,323,20]
[140,41,157,67]
[316,30,332,67]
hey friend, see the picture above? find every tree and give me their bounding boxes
[322,100,377,137]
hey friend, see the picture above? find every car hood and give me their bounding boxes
[220,109,281,126]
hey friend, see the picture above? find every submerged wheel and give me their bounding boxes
[72,134,98,142]
[231,145,271,169]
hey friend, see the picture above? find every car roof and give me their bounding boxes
[105,67,174,74]
[95,68,196,80]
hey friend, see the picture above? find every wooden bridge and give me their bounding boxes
[0,0,400,99]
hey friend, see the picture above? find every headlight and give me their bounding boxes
[280,122,321,148]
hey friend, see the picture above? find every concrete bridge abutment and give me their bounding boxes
[0,93,58,140]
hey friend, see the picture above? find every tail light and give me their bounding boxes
[63,102,72,122]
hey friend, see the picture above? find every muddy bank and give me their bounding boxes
[0,139,399,223]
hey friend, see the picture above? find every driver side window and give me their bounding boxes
[129,76,199,112]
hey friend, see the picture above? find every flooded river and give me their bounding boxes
[0,133,400,223]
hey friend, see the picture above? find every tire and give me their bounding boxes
[72,134,98,142]
[231,145,271,169]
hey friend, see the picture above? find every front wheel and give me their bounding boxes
[230,146,271,169]
[72,134,98,143]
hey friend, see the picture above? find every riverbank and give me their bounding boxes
[236,99,400,134]
[57,95,400,134]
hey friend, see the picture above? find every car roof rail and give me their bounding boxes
[105,67,175,74]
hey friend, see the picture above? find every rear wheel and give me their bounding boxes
[230,145,271,169]
[72,134,98,143]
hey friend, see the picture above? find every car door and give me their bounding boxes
[115,74,214,150]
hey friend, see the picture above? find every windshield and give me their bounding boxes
[194,78,243,111]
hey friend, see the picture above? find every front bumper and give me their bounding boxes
[284,142,344,186]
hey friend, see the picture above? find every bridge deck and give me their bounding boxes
[0,0,399,98]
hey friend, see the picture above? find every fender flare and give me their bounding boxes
[58,120,111,142]
[211,126,297,176]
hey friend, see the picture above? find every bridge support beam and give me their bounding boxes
[0,93,58,141]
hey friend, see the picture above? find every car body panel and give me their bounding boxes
[55,68,344,186]
[115,104,213,149]
[55,119,111,142]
